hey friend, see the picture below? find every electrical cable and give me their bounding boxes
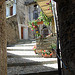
[53,48,74,75]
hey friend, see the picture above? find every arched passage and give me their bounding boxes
[54,0,75,75]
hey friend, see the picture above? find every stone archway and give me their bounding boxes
[0,0,75,75]
[0,0,7,75]
[54,0,75,75]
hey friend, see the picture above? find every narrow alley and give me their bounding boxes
[0,0,74,75]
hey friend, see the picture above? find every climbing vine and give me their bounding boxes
[28,11,53,31]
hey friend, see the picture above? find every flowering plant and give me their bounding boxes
[32,45,36,51]
[28,12,52,31]
[28,20,38,31]
[46,0,52,11]
[42,50,52,55]
[51,44,56,50]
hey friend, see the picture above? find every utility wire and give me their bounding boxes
[53,48,74,75]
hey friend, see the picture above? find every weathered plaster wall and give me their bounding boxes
[16,0,41,39]
[6,15,19,45]
[56,0,75,75]
[16,0,29,39]
[0,1,7,75]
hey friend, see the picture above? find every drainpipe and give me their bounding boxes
[56,17,62,75]
[51,0,62,75]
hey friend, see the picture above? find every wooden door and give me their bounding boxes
[10,6,13,16]
[21,27,23,39]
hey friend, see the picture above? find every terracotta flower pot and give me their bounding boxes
[37,21,43,25]
[42,54,52,58]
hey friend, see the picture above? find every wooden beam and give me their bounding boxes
[37,0,48,2]
[37,0,49,6]
[37,0,53,17]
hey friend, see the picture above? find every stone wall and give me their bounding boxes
[17,0,41,39]
[6,15,19,45]
[56,0,75,75]
[0,1,7,75]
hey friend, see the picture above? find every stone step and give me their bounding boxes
[15,71,58,75]
[17,40,36,44]
[7,58,57,67]
[7,61,57,67]
[7,55,42,58]
[7,43,36,47]
[7,51,37,56]
[7,40,58,75]
[7,49,33,51]
[14,71,58,75]
[7,64,58,75]
[7,58,57,63]
[7,46,34,50]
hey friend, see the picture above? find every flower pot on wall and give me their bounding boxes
[37,21,43,25]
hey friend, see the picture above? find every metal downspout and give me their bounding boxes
[51,0,62,75]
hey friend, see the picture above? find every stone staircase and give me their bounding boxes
[7,40,58,75]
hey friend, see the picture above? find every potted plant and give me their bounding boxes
[42,50,52,58]
[32,45,37,54]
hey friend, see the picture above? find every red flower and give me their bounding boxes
[35,26,37,28]
[48,8,50,10]
[46,3,49,5]
[45,54,47,56]
[42,54,43,56]
[49,0,51,3]
[34,45,36,48]
[33,26,35,28]
[44,50,46,52]
[38,19,39,21]
[32,23,34,25]
[50,53,52,56]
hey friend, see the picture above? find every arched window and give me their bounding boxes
[33,5,38,20]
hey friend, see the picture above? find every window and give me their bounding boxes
[10,6,13,16]
[33,10,38,20]
[33,5,38,20]
[29,6,31,21]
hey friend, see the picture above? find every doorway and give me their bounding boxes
[21,27,23,39]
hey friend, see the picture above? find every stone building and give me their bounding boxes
[16,0,42,39]
[6,15,19,45]
[6,0,16,17]
[6,0,19,45]
[17,0,56,40]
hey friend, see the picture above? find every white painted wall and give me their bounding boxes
[18,24,21,39]
[6,0,16,17]
[31,5,34,21]
[13,3,16,15]
[6,6,10,17]
[23,27,28,39]
[24,6,29,39]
